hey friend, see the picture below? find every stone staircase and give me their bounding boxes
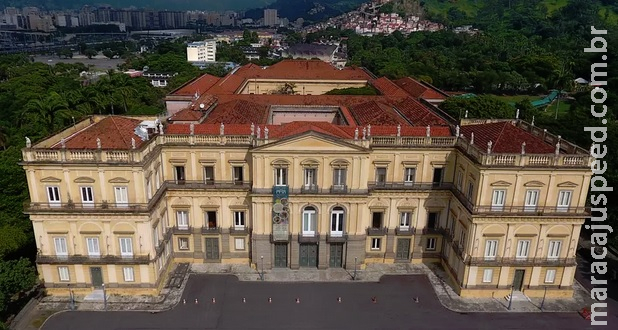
[504,291,530,302]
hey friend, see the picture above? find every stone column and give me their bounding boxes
[290,237,300,269]
[318,237,328,269]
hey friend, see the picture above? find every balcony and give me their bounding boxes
[270,234,291,243]
[298,233,320,243]
[366,227,387,236]
[172,226,192,234]
[326,233,348,243]
[166,180,252,190]
[330,185,349,194]
[421,227,441,235]
[395,227,415,236]
[201,227,221,235]
[300,185,319,194]
[229,226,250,235]
[24,201,149,214]
[36,254,150,265]
[471,205,590,216]
[466,257,577,267]
[367,181,453,191]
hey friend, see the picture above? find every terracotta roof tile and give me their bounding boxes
[52,116,147,150]
[203,100,269,124]
[168,108,205,122]
[460,122,556,154]
[394,77,447,100]
[395,97,447,126]
[166,123,251,135]
[348,101,408,126]
[371,77,409,98]
[171,74,220,96]
[251,60,371,80]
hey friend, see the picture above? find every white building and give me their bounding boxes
[264,9,278,27]
[187,40,217,62]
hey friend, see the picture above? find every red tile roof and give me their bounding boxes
[52,116,148,150]
[460,122,556,154]
[171,74,220,96]
[202,99,270,124]
[348,101,409,126]
[166,123,251,135]
[394,77,447,100]
[247,60,372,80]
[371,77,409,98]
[168,108,205,122]
[394,97,447,126]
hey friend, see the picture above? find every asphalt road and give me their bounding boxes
[41,274,600,330]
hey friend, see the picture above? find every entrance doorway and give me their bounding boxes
[205,238,219,260]
[396,238,411,260]
[274,243,288,268]
[513,269,525,291]
[90,267,103,288]
[329,244,343,267]
[299,244,318,267]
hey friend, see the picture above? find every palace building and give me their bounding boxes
[22,60,591,298]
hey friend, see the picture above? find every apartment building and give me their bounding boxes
[22,60,591,299]
[186,40,216,63]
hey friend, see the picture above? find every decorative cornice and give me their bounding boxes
[490,180,512,187]
[557,181,578,187]
[74,177,95,183]
[524,180,545,187]
[41,176,62,183]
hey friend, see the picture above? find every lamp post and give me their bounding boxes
[353,257,357,281]
[260,256,264,281]
[540,286,548,311]
[102,283,107,311]
[507,285,514,310]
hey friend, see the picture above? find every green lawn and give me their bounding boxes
[490,94,541,103]
[542,99,571,117]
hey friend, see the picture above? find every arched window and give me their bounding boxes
[302,206,317,236]
[330,207,345,237]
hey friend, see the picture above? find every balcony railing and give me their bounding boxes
[298,233,320,243]
[367,182,453,191]
[201,227,221,234]
[330,185,349,194]
[395,227,415,236]
[24,201,149,213]
[471,205,590,216]
[366,227,388,236]
[252,186,368,195]
[172,226,192,234]
[300,185,319,194]
[166,180,252,190]
[421,227,441,235]
[36,254,150,265]
[326,233,348,243]
[466,257,577,267]
[229,226,250,235]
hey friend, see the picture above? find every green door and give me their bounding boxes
[205,238,219,260]
[513,269,525,291]
[274,244,288,268]
[90,267,103,288]
[396,238,411,260]
[299,244,318,267]
[329,244,343,268]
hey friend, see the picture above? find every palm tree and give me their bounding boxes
[22,92,73,135]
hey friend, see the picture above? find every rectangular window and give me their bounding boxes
[80,186,94,206]
[174,166,185,182]
[427,212,439,229]
[432,168,443,185]
[302,209,316,236]
[58,266,70,281]
[178,237,189,250]
[114,186,128,207]
[234,211,245,228]
[153,227,159,248]
[557,190,572,212]
[155,170,160,189]
[404,168,416,184]
[333,168,347,188]
[466,182,474,200]
[516,240,530,260]
[233,166,244,183]
[371,212,383,229]
[426,238,436,250]
[371,238,381,250]
[235,238,245,250]
[524,189,540,212]
[375,167,387,185]
[204,166,214,184]
[456,170,463,190]
[460,230,466,250]
[205,211,217,228]
[303,168,316,187]
[119,238,133,257]
[482,269,493,283]
[123,267,135,282]
[399,212,411,229]
[54,237,68,256]
[545,269,556,283]
[176,211,189,229]
[275,167,288,186]
[548,240,561,259]
[491,189,506,211]
[484,240,498,260]
[86,237,100,257]
[146,179,152,200]
[47,186,61,206]
[330,209,344,236]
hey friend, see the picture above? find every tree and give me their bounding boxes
[0,258,38,314]
[84,48,98,59]
[440,95,515,119]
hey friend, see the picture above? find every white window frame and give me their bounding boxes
[330,208,344,237]
[371,237,381,250]
[234,211,245,228]
[203,166,214,184]
[545,269,556,283]
[482,269,493,283]
[557,190,572,212]
[274,167,288,186]
[399,212,411,229]
[303,168,316,187]
[114,186,128,207]
[426,238,436,250]
[80,186,94,206]
[516,240,530,260]
[302,208,316,236]
[375,167,387,184]
[178,237,189,250]
[176,211,189,229]
[491,189,506,212]
[47,186,61,206]
[333,168,347,188]
[174,165,185,182]
[404,167,416,184]
[456,170,464,190]
[123,267,135,282]
[54,237,68,256]
[484,240,498,260]
[86,237,100,257]
[235,238,245,250]
[233,166,243,182]
[548,240,561,259]
[58,266,70,281]
[524,189,540,212]
[119,237,133,257]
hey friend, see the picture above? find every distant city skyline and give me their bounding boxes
[0,0,277,11]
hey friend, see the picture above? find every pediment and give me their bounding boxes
[524,180,545,187]
[271,158,291,166]
[74,177,95,183]
[300,158,320,166]
[254,132,367,153]
[557,181,578,187]
[109,177,130,183]
[490,180,512,187]
[41,176,61,183]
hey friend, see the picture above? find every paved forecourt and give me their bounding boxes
[42,274,595,330]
